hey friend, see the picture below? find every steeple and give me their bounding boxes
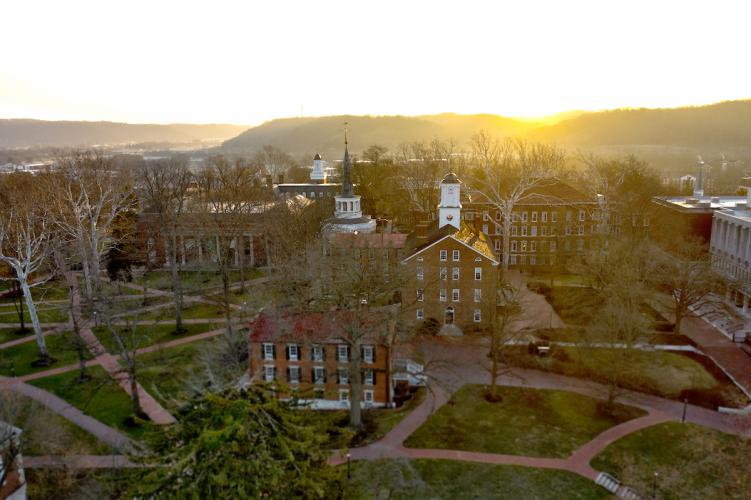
[341,122,353,197]
[694,155,705,197]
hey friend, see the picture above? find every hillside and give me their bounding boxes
[221,114,536,156]
[0,119,249,148]
[529,100,751,148]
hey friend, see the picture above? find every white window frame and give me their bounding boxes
[474,267,482,280]
[530,241,537,252]
[474,309,482,322]
[579,209,586,222]
[531,226,537,237]
[337,344,349,362]
[522,211,528,222]
[452,267,460,280]
[416,308,424,320]
[552,212,558,223]
[452,250,460,261]
[288,365,300,384]
[542,211,548,222]
[364,369,375,385]
[440,267,447,280]
[440,288,447,302]
[511,240,518,252]
[314,366,325,385]
[287,344,299,361]
[417,266,424,281]
[474,288,482,302]
[531,211,538,222]
[494,239,501,251]
[440,249,447,261]
[521,226,528,237]
[364,389,374,404]
[452,289,460,302]
[511,226,518,236]
[339,389,349,402]
[363,345,374,364]
[264,365,275,382]
[312,345,324,362]
[417,288,424,302]
[338,368,349,385]
[263,343,274,361]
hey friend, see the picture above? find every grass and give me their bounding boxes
[507,346,748,409]
[345,459,609,499]
[0,391,111,455]
[136,302,226,321]
[94,322,217,354]
[133,268,264,293]
[30,366,151,440]
[404,385,645,458]
[0,303,69,323]
[0,327,33,344]
[0,331,90,377]
[131,340,209,410]
[591,422,751,499]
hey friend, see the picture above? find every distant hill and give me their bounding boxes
[529,100,751,148]
[0,119,249,148]
[222,114,537,156]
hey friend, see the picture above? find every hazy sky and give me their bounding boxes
[2,0,750,125]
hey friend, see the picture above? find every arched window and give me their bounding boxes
[444,306,455,325]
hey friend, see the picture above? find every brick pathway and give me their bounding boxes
[0,376,131,451]
[0,325,68,350]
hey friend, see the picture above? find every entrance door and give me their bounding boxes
[445,306,455,325]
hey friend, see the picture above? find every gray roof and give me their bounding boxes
[441,172,460,184]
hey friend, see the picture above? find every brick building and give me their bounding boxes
[401,173,500,335]
[0,422,26,500]
[248,309,423,408]
[463,180,601,270]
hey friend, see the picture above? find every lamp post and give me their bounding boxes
[346,452,352,480]
[681,398,688,423]
[652,471,658,499]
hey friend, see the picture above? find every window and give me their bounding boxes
[417,288,424,302]
[531,226,537,237]
[313,366,326,384]
[511,226,518,236]
[439,289,447,302]
[551,212,558,223]
[440,250,447,261]
[363,369,375,385]
[521,226,528,236]
[465,212,475,221]
[511,240,518,252]
[339,389,349,402]
[416,308,424,320]
[551,226,557,236]
[362,345,374,364]
[287,344,299,361]
[417,256,423,262]
[312,345,324,362]
[452,250,460,261]
[565,226,572,236]
[483,210,489,221]
[494,239,501,251]
[474,288,482,302]
[482,224,489,234]
[495,211,502,221]
[452,289,460,302]
[440,267,447,280]
[578,225,584,236]
[521,212,528,222]
[288,366,300,384]
[521,241,527,252]
[551,241,557,252]
[337,345,349,362]
[264,365,275,382]
[452,267,460,280]
[579,210,586,221]
[364,390,374,404]
[263,343,275,360]
[510,255,517,265]
[542,211,548,222]
[541,226,548,236]
[530,241,537,252]
[474,309,482,322]
[417,266,424,281]
[337,368,349,384]
[474,267,482,280]
[531,212,538,222]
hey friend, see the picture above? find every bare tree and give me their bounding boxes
[137,158,193,333]
[484,281,524,400]
[469,135,567,271]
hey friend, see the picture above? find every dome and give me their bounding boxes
[313,153,322,160]
[441,172,460,184]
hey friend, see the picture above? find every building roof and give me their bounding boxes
[314,153,322,160]
[249,309,389,344]
[329,232,408,249]
[653,195,747,213]
[516,180,594,205]
[403,221,498,264]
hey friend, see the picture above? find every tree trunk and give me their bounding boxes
[349,338,363,429]
[502,211,512,272]
[78,235,93,302]
[128,363,143,416]
[238,236,246,294]
[20,278,48,360]
[89,232,103,300]
[221,258,233,336]
[168,232,184,334]
[12,281,26,333]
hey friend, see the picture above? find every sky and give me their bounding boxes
[2,0,750,125]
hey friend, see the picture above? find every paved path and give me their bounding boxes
[0,325,69,350]
[0,376,131,451]
[506,270,565,331]
[23,455,139,469]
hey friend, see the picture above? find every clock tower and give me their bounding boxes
[438,172,461,230]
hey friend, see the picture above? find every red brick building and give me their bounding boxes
[248,309,422,408]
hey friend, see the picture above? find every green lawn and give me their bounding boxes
[94,322,217,354]
[0,303,69,323]
[133,268,264,293]
[136,302,226,321]
[0,332,89,377]
[345,459,609,499]
[0,391,111,455]
[132,340,209,409]
[30,366,151,440]
[0,327,33,344]
[508,346,748,408]
[591,422,751,499]
[404,385,645,457]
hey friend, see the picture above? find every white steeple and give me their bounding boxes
[438,172,461,230]
[310,153,327,183]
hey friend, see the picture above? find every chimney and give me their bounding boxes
[265,175,273,188]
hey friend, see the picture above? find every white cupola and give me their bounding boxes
[438,172,461,230]
[310,153,327,183]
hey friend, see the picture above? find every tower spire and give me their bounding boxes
[341,121,353,197]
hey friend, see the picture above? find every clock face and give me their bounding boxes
[446,214,453,220]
